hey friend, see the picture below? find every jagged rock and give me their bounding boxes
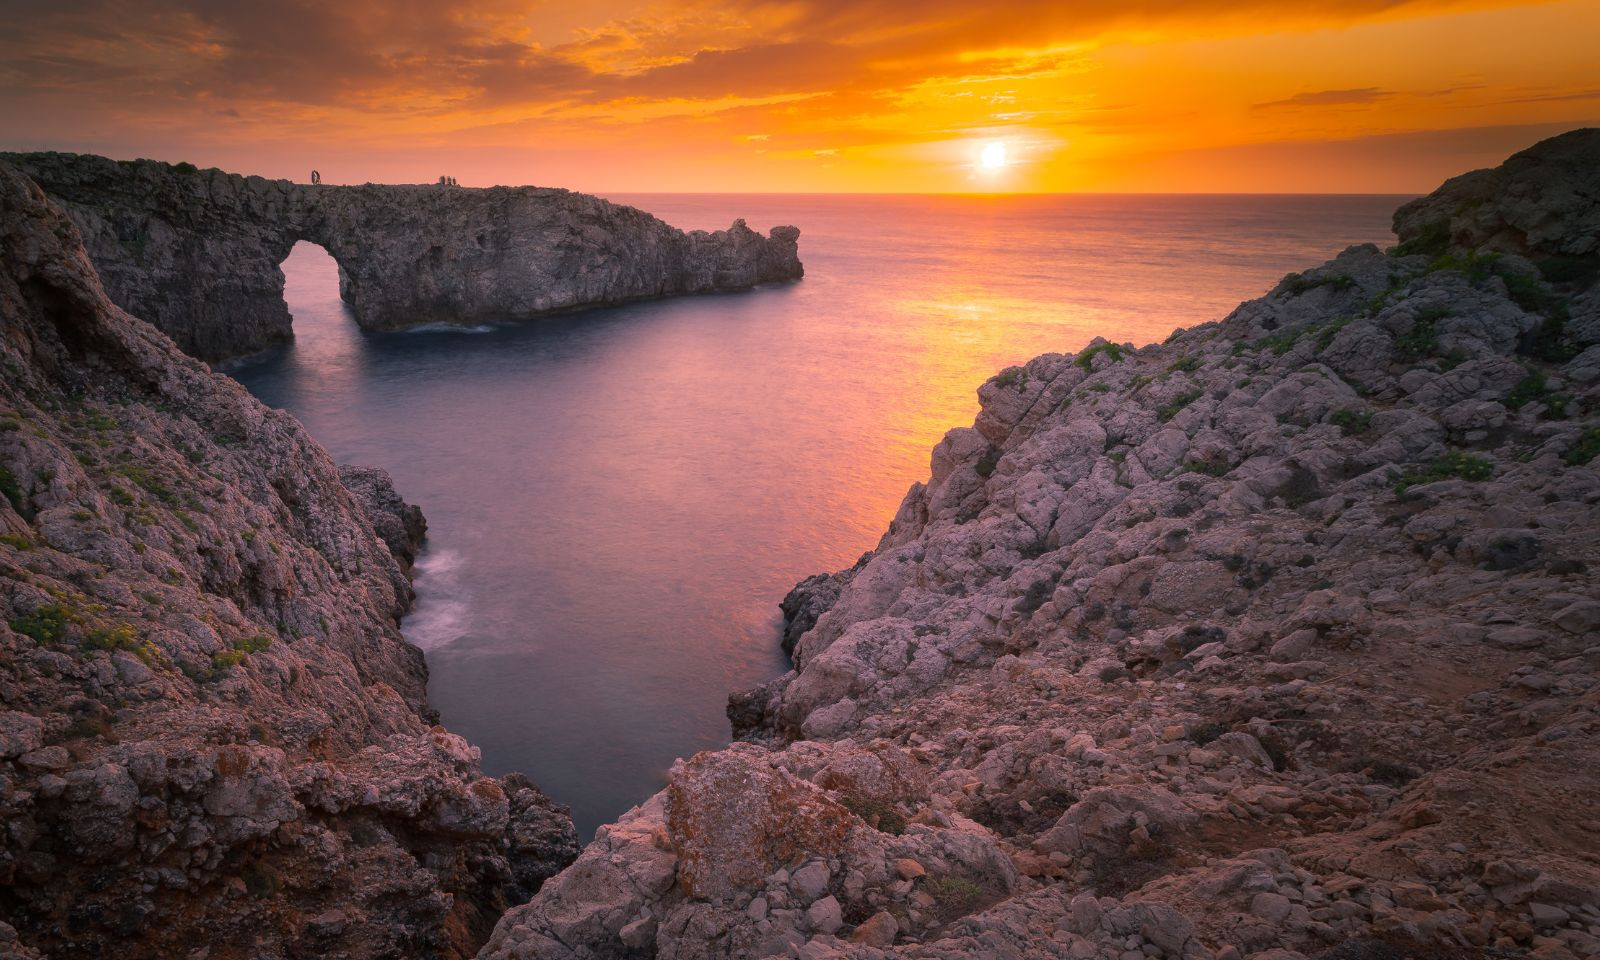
[0,161,576,959]
[779,555,869,656]
[484,130,1600,960]
[339,464,428,574]
[1393,127,1600,260]
[2,152,804,362]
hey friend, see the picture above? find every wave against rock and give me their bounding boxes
[482,130,1600,960]
[1,151,804,362]
[0,162,579,958]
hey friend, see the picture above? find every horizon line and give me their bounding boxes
[589,189,1421,198]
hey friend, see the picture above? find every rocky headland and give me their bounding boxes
[480,129,1600,960]
[5,128,1600,960]
[2,152,804,362]
[0,162,579,958]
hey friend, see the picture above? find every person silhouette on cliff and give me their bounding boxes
[310,169,321,185]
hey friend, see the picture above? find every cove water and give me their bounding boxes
[230,193,1402,837]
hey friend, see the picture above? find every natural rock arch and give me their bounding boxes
[3,152,804,362]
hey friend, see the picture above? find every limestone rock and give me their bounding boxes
[492,129,1600,960]
[3,152,804,362]
[339,464,428,574]
[0,161,576,960]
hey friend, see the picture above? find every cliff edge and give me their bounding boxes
[0,163,579,958]
[2,152,804,363]
[482,130,1600,960]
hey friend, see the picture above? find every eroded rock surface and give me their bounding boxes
[484,131,1600,959]
[0,162,578,958]
[2,152,804,362]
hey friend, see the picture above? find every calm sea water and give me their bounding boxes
[231,193,1402,836]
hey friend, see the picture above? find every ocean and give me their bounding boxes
[229,192,1403,837]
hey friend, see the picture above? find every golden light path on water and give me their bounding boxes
[235,192,1402,836]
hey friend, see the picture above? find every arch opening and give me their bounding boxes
[280,240,362,364]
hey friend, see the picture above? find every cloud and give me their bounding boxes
[0,0,1528,114]
[1500,88,1600,105]
[0,0,1592,192]
[1254,87,1392,109]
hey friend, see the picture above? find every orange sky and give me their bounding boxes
[0,0,1595,192]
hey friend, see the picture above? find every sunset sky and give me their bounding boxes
[1,0,1595,193]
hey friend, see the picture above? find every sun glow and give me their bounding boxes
[979,141,1009,170]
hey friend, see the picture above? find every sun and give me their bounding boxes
[979,141,1008,170]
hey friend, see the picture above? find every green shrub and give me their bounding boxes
[1362,276,1408,316]
[1499,267,1552,313]
[1184,457,1229,477]
[925,874,983,916]
[1506,368,1570,418]
[1156,389,1203,423]
[1189,722,1228,746]
[1313,316,1354,349]
[1564,427,1600,466]
[1279,272,1354,297]
[1329,408,1374,436]
[113,464,178,506]
[0,465,31,521]
[81,622,160,663]
[1258,330,1301,355]
[1394,219,1450,258]
[235,634,274,654]
[991,367,1027,389]
[1075,342,1124,370]
[0,533,32,550]
[9,604,73,643]
[210,649,247,674]
[839,794,907,834]
[1395,452,1494,494]
[1394,309,1445,361]
[1167,355,1201,373]
[975,449,1000,478]
[1518,307,1580,363]
[200,634,274,679]
[1426,251,1499,284]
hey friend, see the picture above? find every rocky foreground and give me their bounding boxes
[0,163,579,958]
[3,152,804,362]
[481,131,1600,960]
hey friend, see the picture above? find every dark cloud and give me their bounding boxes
[0,0,1519,113]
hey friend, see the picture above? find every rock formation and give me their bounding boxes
[1,152,804,362]
[482,129,1600,959]
[0,162,578,958]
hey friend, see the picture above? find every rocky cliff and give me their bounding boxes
[481,130,1600,960]
[0,163,578,958]
[1,152,804,363]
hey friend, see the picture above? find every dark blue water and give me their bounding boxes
[230,193,1402,836]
